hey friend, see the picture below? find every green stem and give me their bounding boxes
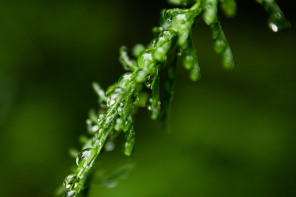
[60,1,290,196]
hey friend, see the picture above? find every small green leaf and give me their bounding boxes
[119,46,138,71]
[202,0,218,25]
[132,44,145,57]
[219,0,237,17]
[256,0,291,32]
[209,20,234,69]
[92,82,107,104]
[123,138,135,157]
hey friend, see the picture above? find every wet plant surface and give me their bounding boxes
[0,0,294,197]
[56,1,290,196]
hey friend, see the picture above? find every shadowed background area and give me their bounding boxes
[0,0,295,196]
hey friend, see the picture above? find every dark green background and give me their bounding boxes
[0,0,295,196]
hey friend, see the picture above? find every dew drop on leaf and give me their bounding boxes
[63,175,77,189]
[107,88,123,106]
[117,102,124,115]
[138,51,154,68]
[125,126,135,141]
[105,141,115,151]
[132,44,145,57]
[123,139,135,157]
[146,97,153,111]
[114,118,123,131]
[105,180,118,188]
[65,190,76,197]
[118,73,132,87]
[76,148,95,168]
[123,116,133,132]
[214,39,226,53]
[91,125,99,132]
[93,139,102,148]
[136,70,146,82]
[145,75,154,89]
[269,23,279,32]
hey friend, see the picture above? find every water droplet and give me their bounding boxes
[97,114,105,127]
[108,97,116,106]
[86,119,94,133]
[123,139,135,157]
[115,118,123,131]
[105,180,118,188]
[222,47,234,70]
[132,44,145,57]
[146,97,161,120]
[100,102,107,108]
[145,75,154,89]
[123,66,131,71]
[125,126,135,141]
[93,139,102,148]
[117,102,125,115]
[269,23,279,32]
[86,119,91,125]
[136,70,146,83]
[65,190,76,197]
[172,14,187,31]
[138,51,154,68]
[143,53,153,60]
[107,88,123,106]
[123,116,133,132]
[154,47,167,62]
[214,39,226,53]
[118,73,132,87]
[97,114,104,121]
[63,175,77,189]
[76,148,95,168]
[163,30,170,35]
[146,97,153,111]
[184,55,194,70]
[151,39,158,48]
[176,14,187,22]
[91,125,99,132]
[106,116,113,124]
[105,141,115,151]
[96,129,103,139]
[190,62,200,81]
[153,33,171,62]
[203,3,217,25]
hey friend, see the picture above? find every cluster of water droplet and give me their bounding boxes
[62,174,78,196]
[60,1,290,196]
[116,104,136,156]
[65,190,76,197]
[209,20,234,69]
[106,87,123,106]
[123,125,135,156]
[76,148,97,168]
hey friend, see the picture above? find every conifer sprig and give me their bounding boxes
[59,1,289,196]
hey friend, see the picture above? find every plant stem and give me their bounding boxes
[59,1,290,196]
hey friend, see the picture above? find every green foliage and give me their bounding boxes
[256,0,291,32]
[59,0,290,196]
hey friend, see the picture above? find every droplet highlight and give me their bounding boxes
[65,190,76,197]
[269,23,279,32]
[105,141,115,152]
[63,175,77,189]
[76,148,95,168]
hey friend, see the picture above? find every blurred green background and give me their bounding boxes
[0,0,295,196]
